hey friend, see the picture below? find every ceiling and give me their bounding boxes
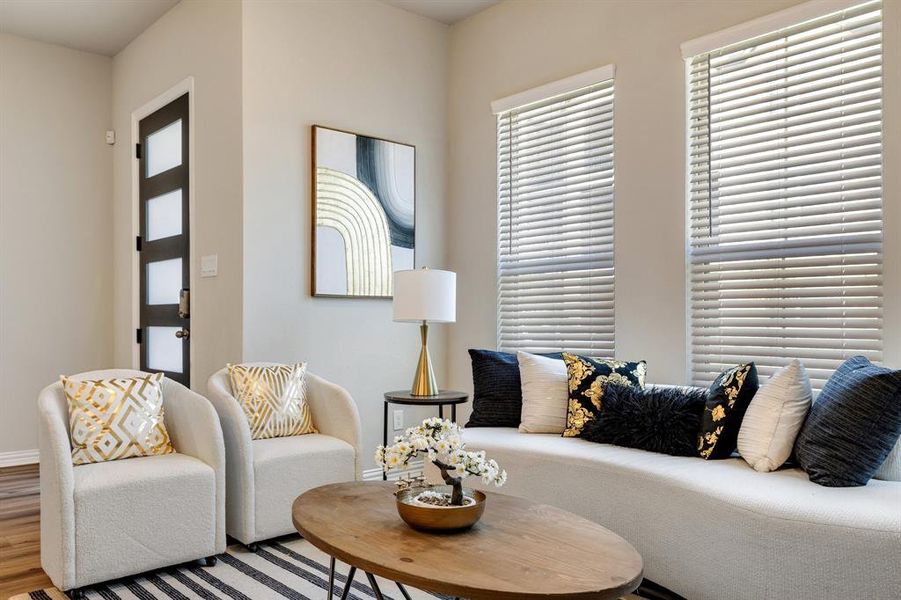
[0,0,497,58]
[0,0,179,56]
[383,0,498,24]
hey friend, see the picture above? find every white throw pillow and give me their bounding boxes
[517,351,569,434]
[738,360,812,472]
[874,438,901,481]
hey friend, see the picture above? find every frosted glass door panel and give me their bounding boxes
[146,120,182,177]
[147,189,182,241]
[146,327,183,373]
[147,258,182,305]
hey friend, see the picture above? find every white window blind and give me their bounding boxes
[496,76,615,355]
[687,0,883,390]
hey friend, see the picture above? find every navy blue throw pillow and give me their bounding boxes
[581,384,708,457]
[794,356,901,487]
[466,349,563,428]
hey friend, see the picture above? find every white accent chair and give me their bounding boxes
[206,364,361,548]
[38,369,226,596]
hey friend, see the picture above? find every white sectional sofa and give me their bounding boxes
[459,426,901,600]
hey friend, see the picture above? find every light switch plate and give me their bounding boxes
[200,254,218,278]
[393,409,404,431]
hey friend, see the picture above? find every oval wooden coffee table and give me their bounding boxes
[292,481,643,600]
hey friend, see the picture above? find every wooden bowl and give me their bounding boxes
[395,486,487,532]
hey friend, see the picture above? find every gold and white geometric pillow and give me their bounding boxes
[227,363,317,440]
[62,372,175,466]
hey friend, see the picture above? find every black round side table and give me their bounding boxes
[382,390,468,481]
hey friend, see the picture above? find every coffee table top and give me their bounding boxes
[292,482,643,600]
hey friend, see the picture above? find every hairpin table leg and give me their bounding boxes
[339,566,357,600]
[327,556,335,599]
[365,572,386,600]
[395,581,413,600]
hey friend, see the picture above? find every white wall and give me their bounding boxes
[111,0,244,390]
[445,0,901,415]
[0,34,113,458]
[241,0,449,470]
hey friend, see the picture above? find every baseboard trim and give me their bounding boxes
[0,449,39,468]
[362,460,424,482]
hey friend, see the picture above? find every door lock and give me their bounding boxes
[175,328,190,340]
[178,288,190,318]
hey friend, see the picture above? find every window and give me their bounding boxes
[494,67,615,355]
[686,1,883,390]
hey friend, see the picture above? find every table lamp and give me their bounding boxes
[393,268,456,396]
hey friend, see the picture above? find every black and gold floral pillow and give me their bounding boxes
[697,363,759,460]
[561,352,647,438]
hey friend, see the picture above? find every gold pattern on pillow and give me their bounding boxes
[562,353,648,438]
[227,363,317,440]
[63,372,175,466]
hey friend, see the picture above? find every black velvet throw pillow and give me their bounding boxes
[697,363,759,460]
[581,384,708,457]
[794,356,901,487]
[466,349,563,428]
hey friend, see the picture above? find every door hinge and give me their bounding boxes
[135,143,142,159]
[136,328,143,344]
[136,235,142,251]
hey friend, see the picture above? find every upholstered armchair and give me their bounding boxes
[37,369,226,596]
[206,364,361,548]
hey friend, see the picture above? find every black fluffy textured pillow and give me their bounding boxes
[466,349,563,428]
[581,384,707,456]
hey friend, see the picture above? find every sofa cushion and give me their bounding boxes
[561,353,647,437]
[456,426,901,599]
[698,363,759,459]
[737,360,812,472]
[466,349,563,428]
[73,453,216,587]
[252,434,354,540]
[581,384,706,456]
[795,356,901,487]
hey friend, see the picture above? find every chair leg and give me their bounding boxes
[246,542,259,553]
[67,589,86,600]
[204,556,218,567]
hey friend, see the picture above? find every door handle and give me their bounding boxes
[175,328,190,340]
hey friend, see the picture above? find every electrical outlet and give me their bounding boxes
[393,409,404,431]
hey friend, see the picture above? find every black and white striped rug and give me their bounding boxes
[18,536,447,600]
[17,535,650,600]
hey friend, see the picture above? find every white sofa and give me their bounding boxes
[459,426,901,600]
[38,369,226,594]
[206,365,361,547]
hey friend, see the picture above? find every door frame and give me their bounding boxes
[130,77,196,383]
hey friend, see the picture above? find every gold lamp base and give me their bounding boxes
[411,321,439,396]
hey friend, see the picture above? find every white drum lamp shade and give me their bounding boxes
[393,269,456,324]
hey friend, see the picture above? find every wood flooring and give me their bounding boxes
[0,463,52,599]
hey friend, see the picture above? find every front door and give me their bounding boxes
[137,94,190,386]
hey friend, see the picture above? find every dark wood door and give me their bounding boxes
[137,94,190,386]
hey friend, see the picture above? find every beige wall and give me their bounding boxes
[0,34,113,456]
[111,0,244,391]
[445,0,901,417]
[241,0,449,471]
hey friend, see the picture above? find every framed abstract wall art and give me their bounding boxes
[312,125,415,298]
